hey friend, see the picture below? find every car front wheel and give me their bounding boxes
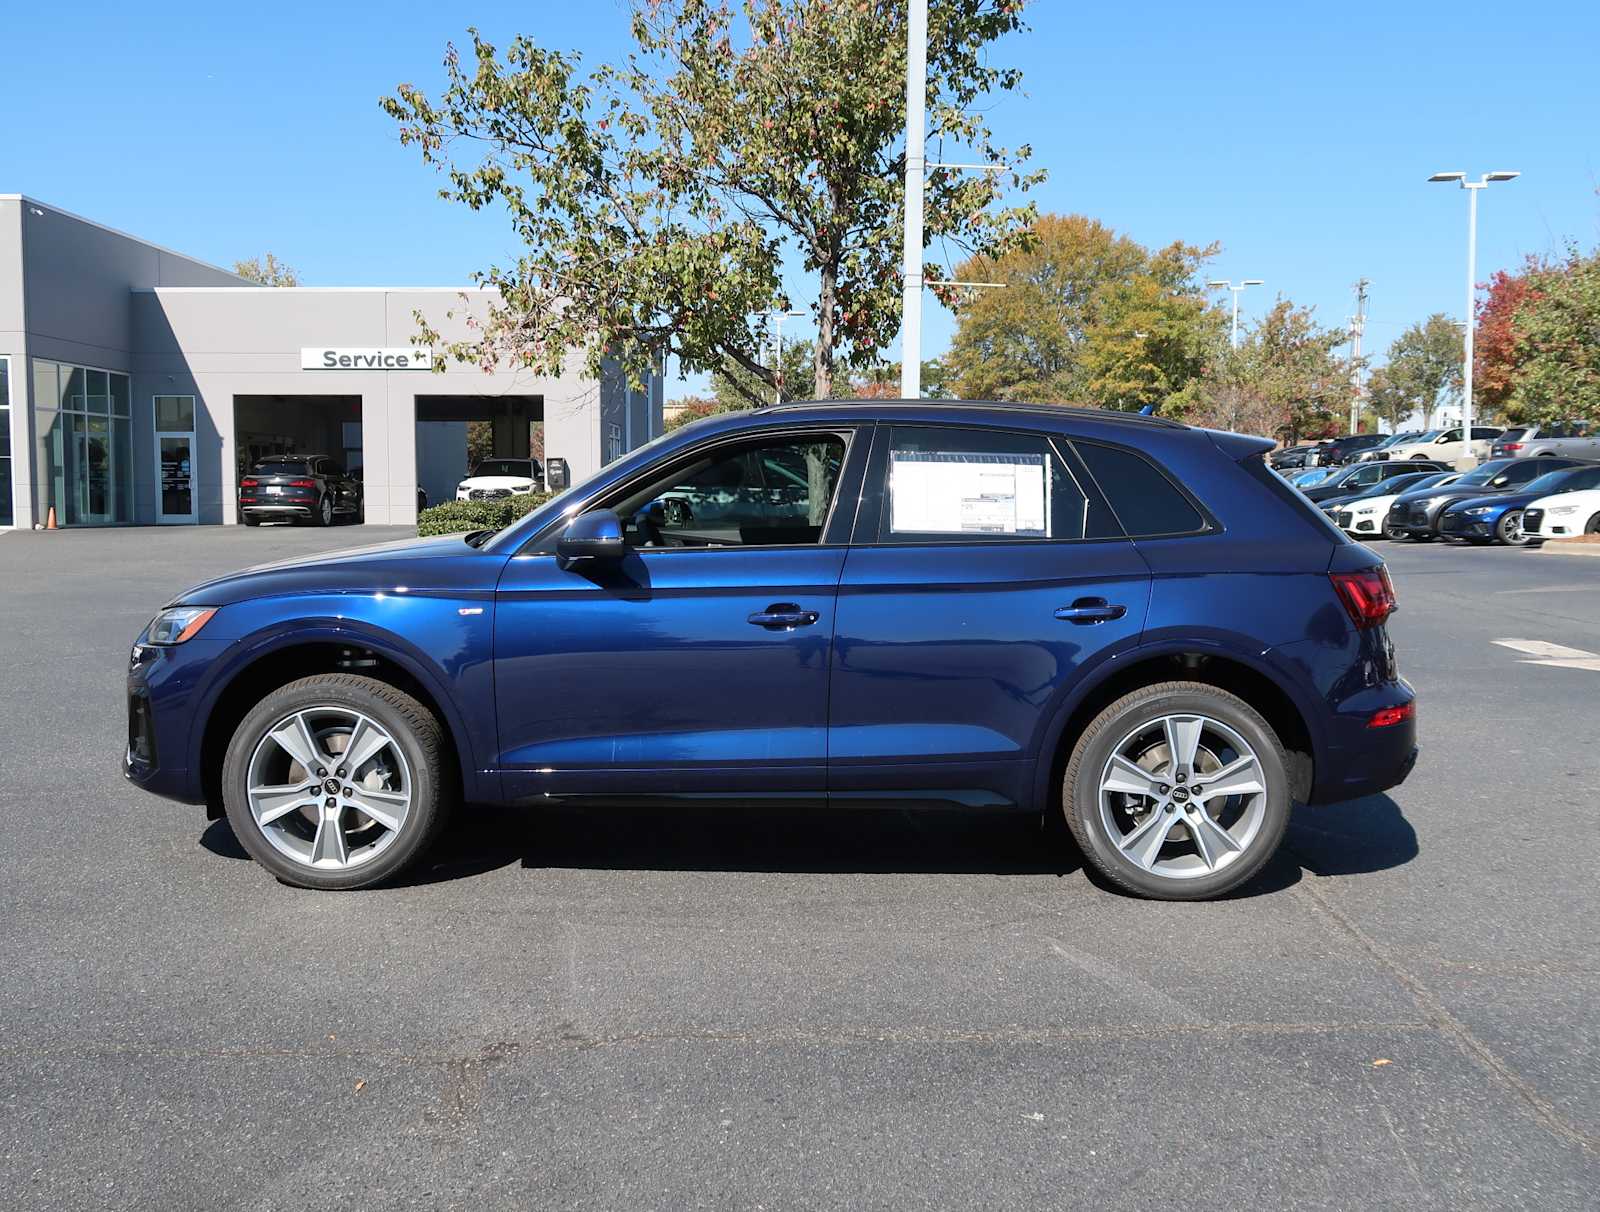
[1062,682,1291,900]
[221,675,452,890]
[1495,510,1530,546]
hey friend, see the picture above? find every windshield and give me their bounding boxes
[1349,473,1431,499]
[1412,429,1441,443]
[1455,459,1516,487]
[470,460,535,478]
[1291,468,1332,486]
[1519,469,1582,496]
[1377,432,1414,447]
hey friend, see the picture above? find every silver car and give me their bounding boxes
[1490,421,1600,460]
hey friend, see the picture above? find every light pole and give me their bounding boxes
[1207,279,1265,349]
[765,309,805,404]
[1428,170,1519,469]
[898,0,928,399]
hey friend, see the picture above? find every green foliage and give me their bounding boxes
[383,2,1040,397]
[417,492,554,536]
[1179,299,1352,441]
[943,214,1225,409]
[712,339,817,408]
[233,253,299,286]
[1377,314,1462,430]
[1510,248,1600,425]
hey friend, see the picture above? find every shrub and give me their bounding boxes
[418,492,554,536]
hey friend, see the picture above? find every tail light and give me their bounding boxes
[1330,566,1397,629]
[288,479,317,488]
[1500,442,1522,453]
[1368,702,1415,729]
[240,478,258,488]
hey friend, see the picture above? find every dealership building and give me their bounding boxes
[0,195,663,528]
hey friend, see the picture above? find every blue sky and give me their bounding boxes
[5,1,1597,396]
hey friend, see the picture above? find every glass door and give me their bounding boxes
[154,396,197,524]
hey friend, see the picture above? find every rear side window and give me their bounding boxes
[1239,455,1349,543]
[1073,442,1207,537]
[1498,428,1528,442]
[876,426,1117,542]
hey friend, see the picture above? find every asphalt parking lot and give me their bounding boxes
[1,524,1597,1209]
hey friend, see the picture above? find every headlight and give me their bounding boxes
[145,606,217,645]
[1352,505,1379,516]
[1551,505,1577,516]
[1462,506,1496,516]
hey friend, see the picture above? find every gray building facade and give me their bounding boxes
[1,195,662,528]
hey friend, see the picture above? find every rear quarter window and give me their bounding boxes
[1238,455,1349,544]
[1072,442,1208,537]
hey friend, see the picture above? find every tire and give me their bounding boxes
[1383,521,1407,540]
[1061,682,1292,901]
[1495,510,1530,546]
[221,674,453,890]
[314,494,334,527]
[1586,513,1600,536]
[241,513,261,527]
[1409,453,1428,460]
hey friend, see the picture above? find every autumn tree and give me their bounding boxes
[1511,246,1600,425]
[943,214,1223,408]
[1379,314,1462,430]
[383,2,1039,404]
[1474,264,1540,417]
[233,253,299,286]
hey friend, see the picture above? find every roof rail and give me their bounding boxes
[761,398,1188,429]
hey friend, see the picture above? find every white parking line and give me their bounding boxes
[1491,638,1600,671]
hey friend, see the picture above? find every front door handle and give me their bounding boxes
[1054,598,1127,625]
[748,603,821,630]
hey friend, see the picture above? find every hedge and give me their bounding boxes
[418,492,555,536]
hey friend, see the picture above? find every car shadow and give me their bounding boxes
[200,793,1417,896]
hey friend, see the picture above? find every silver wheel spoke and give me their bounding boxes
[249,782,316,825]
[1188,808,1241,870]
[341,717,389,775]
[267,713,327,774]
[310,805,349,866]
[348,786,406,831]
[1120,810,1177,870]
[1103,754,1162,799]
[1195,755,1264,801]
[1163,716,1203,777]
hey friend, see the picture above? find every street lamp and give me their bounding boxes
[1428,170,1520,469]
[1207,279,1265,348]
[765,309,806,404]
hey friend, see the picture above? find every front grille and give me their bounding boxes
[1336,511,1353,528]
[1522,508,1544,533]
[1410,505,1429,525]
[468,487,512,501]
[1440,513,1465,533]
[128,693,157,766]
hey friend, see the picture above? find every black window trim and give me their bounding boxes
[514,422,868,557]
[851,420,1127,548]
[1069,437,1219,539]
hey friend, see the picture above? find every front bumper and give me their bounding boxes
[1387,502,1444,537]
[124,638,227,804]
[1439,512,1495,539]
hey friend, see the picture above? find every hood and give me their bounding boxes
[170,533,507,607]
[1444,491,1541,515]
[1392,482,1504,506]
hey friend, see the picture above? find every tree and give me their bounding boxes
[1380,314,1462,430]
[1364,367,1410,433]
[850,357,953,398]
[711,339,816,408]
[233,253,299,286]
[383,2,1040,403]
[1474,263,1541,417]
[1511,247,1600,425]
[942,214,1223,408]
[1179,299,1351,441]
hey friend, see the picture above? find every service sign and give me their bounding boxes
[301,346,434,371]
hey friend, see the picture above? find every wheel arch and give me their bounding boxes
[1031,644,1319,818]
[194,625,481,818]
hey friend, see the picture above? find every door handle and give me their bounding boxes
[748,603,821,629]
[1054,598,1127,625]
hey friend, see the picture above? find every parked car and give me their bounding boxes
[126,401,1415,899]
[1488,421,1600,461]
[1269,444,1317,471]
[1288,467,1336,488]
[1298,459,1449,504]
[1439,463,1600,546]
[1382,426,1503,464]
[1384,456,1590,540]
[1322,472,1459,539]
[238,455,363,527]
[1353,432,1421,461]
[1313,433,1390,467]
[1521,485,1600,541]
[456,458,546,502]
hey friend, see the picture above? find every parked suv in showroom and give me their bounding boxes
[237,455,363,527]
[127,402,1416,900]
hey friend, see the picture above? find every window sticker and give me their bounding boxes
[889,450,1049,536]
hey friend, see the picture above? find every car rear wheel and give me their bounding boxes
[1495,510,1530,546]
[241,513,261,527]
[314,494,334,527]
[1062,683,1291,901]
[1586,513,1600,535]
[221,674,452,890]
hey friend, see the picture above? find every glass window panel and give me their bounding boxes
[155,395,195,431]
[0,457,11,527]
[33,361,58,415]
[113,418,133,522]
[110,374,130,416]
[63,366,86,412]
[1073,442,1207,537]
[85,370,110,414]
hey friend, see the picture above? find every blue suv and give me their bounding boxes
[126,403,1416,899]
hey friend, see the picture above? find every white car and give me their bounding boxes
[1520,487,1600,541]
[1329,472,1461,539]
[1382,426,1502,464]
[455,458,545,502]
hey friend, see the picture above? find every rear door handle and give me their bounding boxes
[748,603,821,629]
[1054,598,1127,625]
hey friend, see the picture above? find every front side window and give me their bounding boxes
[876,426,1110,543]
[611,432,847,548]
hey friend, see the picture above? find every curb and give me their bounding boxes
[1541,540,1600,558]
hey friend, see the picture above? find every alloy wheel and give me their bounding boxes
[1097,714,1268,881]
[245,706,413,871]
[1497,510,1529,546]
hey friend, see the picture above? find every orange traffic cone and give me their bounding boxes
[45,505,58,530]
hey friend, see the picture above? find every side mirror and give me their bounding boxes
[557,509,625,568]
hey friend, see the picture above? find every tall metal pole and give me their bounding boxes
[1462,185,1478,462]
[1230,289,1242,349]
[898,0,927,400]
[1348,278,1369,432]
